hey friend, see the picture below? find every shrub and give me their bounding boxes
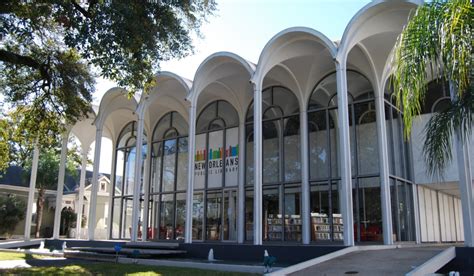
[0,194,26,237]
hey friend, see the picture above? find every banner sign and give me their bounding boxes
[194,127,239,188]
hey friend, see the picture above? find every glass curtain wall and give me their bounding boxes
[245,86,302,242]
[194,100,239,241]
[308,71,382,243]
[148,112,188,241]
[384,80,446,242]
[111,121,147,239]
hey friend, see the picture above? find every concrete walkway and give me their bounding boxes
[289,246,447,276]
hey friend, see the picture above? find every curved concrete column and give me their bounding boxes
[237,121,246,243]
[253,82,263,245]
[185,104,197,243]
[300,110,311,244]
[106,142,116,240]
[88,127,103,240]
[336,62,355,246]
[24,144,40,241]
[75,147,88,239]
[53,134,69,239]
[142,134,152,241]
[131,117,145,242]
[374,86,394,245]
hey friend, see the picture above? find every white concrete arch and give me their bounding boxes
[94,87,139,143]
[252,27,338,110]
[338,0,421,87]
[189,51,255,119]
[250,27,338,245]
[336,0,422,247]
[141,71,192,132]
[70,111,102,148]
[95,88,138,128]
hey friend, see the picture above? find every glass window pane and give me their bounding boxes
[310,184,329,241]
[206,191,222,240]
[172,112,188,136]
[218,101,239,127]
[192,193,204,240]
[329,109,339,178]
[246,101,254,122]
[309,111,329,180]
[153,113,171,141]
[159,194,174,240]
[207,130,223,188]
[284,116,301,182]
[264,106,283,120]
[149,194,159,240]
[122,198,133,239]
[273,86,299,115]
[264,188,281,241]
[114,150,124,196]
[245,124,254,186]
[164,129,178,139]
[355,102,379,175]
[348,71,373,101]
[118,122,134,148]
[208,119,225,131]
[151,142,162,194]
[197,102,217,133]
[385,104,395,176]
[225,127,239,187]
[392,110,403,176]
[356,177,382,242]
[124,147,136,195]
[111,198,121,239]
[245,190,254,241]
[162,139,176,192]
[223,190,237,241]
[263,120,280,184]
[175,193,186,240]
[176,138,188,191]
[284,186,301,241]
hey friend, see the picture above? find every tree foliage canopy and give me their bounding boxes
[0,0,215,169]
[391,0,473,177]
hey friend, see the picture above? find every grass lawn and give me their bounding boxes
[0,251,50,261]
[0,252,261,275]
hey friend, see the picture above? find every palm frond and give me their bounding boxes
[423,89,473,177]
[392,0,472,138]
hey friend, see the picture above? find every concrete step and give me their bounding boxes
[64,251,117,262]
[125,241,180,249]
[71,247,186,256]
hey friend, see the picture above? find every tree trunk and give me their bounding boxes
[35,188,45,238]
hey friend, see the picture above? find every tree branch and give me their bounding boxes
[71,1,91,18]
[0,49,51,81]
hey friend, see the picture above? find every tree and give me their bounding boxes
[0,194,26,237]
[391,0,473,177]
[0,0,216,169]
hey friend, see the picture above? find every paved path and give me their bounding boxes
[290,246,447,276]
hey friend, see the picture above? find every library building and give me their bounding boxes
[47,0,472,250]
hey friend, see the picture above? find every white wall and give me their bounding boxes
[417,185,463,242]
[411,114,474,185]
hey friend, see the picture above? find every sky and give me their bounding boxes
[91,0,372,173]
[94,0,371,104]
